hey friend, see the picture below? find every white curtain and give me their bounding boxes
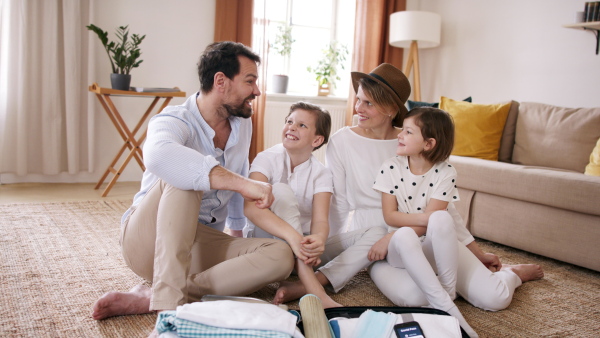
[0,0,93,176]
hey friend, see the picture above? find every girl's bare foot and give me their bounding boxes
[503,264,544,282]
[273,280,306,305]
[92,284,153,320]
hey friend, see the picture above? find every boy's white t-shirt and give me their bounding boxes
[250,144,333,234]
[373,156,474,245]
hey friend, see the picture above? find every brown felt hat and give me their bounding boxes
[351,63,411,117]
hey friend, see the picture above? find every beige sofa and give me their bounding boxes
[449,101,600,272]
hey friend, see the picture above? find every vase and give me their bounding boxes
[110,73,132,91]
[271,75,289,94]
[317,83,330,96]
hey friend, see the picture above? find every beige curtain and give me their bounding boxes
[345,0,406,125]
[0,0,93,176]
[214,0,266,162]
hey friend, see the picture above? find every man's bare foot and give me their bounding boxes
[503,264,544,282]
[92,284,153,320]
[273,280,307,305]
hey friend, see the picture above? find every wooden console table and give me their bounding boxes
[89,83,186,196]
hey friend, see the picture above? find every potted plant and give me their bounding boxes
[270,25,295,94]
[307,41,348,96]
[86,24,146,91]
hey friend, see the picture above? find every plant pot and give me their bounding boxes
[317,83,330,97]
[271,75,289,94]
[110,73,132,91]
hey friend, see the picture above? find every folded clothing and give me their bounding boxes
[157,311,294,338]
[330,311,462,338]
[156,301,304,338]
[350,310,396,338]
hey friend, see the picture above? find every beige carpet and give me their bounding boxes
[1,200,598,337]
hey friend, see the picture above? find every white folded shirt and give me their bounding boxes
[176,301,303,338]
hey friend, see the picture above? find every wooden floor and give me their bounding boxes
[0,182,139,204]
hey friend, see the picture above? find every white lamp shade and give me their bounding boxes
[389,11,441,49]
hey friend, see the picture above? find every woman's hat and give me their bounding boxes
[351,63,411,116]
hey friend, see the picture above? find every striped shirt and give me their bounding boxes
[122,93,251,231]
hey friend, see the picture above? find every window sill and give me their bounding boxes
[265,92,348,104]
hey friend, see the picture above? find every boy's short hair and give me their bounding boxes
[405,107,455,163]
[197,41,261,94]
[286,101,332,151]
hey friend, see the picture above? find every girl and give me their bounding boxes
[372,107,478,337]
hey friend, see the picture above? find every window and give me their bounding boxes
[258,0,356,97]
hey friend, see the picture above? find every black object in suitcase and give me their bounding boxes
[297,306,470,338]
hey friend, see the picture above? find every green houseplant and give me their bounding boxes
[270,25,295,94]
[86,24,146,90]
[307,41,348,96]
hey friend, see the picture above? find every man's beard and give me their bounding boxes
[223,95,255,119]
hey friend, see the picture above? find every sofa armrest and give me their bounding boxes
[449,155,600,216]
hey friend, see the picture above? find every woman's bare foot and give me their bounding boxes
[273,280,306,305]
[92,284,153,320]
[503,264,544,282]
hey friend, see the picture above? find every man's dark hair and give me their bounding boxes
[197,41,261,94]
[285,101,332,151]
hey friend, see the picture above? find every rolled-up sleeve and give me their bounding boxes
[144,115,219,191]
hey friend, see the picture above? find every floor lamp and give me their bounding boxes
[389,11,441,101]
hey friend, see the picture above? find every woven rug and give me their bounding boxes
[1,200,599,337]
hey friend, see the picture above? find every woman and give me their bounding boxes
[327,63,543,317]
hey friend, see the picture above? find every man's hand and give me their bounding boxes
[368,233,392,261]
[240,179,274,209]
[209,166,274,209]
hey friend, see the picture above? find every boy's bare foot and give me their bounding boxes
[320,296,343,309]
[273,280,306,305]
[503,264,544,282]
[92,284,153,320]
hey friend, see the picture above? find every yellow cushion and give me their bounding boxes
[440,97,511,161]
[585,138,600,176]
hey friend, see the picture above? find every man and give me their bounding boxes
[92,41,295,320]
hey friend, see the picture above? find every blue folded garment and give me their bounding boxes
[156,311,292,338]
[350,310,396,338]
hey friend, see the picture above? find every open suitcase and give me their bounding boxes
[296,306,470,338]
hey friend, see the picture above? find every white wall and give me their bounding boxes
[407,0,600,108]
[88,0,215,182]
[1,0,215,184]
[5,0,598,184]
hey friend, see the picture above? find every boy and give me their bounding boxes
[243,101,341,308]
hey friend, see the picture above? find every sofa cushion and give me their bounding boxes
[449,155,600,216]
[497,101,519,163]
[440,97,511,161]
[512,103,600,173]
[585,138,600,176]
[407,96,471,110]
